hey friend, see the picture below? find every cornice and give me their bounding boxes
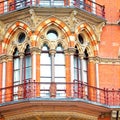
[92,56,120,64]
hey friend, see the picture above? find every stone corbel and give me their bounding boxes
[29,9,38,27]
[69,10,78,32]
[93,22,105,42]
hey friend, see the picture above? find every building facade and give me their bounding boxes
[0,0,120,120]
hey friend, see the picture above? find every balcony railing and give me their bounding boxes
[0,0,105,18]
[0,80,120,106]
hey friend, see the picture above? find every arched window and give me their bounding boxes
[23,45,31,82]
[83,49,88,84]
[13,45,31,100]
[40,44,66,98]
[40,45,51,97]
[55,44,66,97]
[13,48,20,100]
[74,48,81,81]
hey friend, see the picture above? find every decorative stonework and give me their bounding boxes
[0,21,5,41]
[5,111,98,120]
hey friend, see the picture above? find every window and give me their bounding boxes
[13,45,31,100]
[13,48,20,100]
[18,32,26,43]
[40,44,66,97]
[22,45,31,82]
[73,46,88,98]
[40,45,51,97]
[47,29,58,41]
[74,48,81,81]
[78,34,84,44]
[55,45,66,97]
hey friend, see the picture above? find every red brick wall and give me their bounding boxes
[96,0,120,90]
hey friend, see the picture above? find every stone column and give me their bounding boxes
[67,47,76,97]
[1,55,7,103]
[18,52,24,84]
[6,55,13,102]
[49,49,56,98]
[87,57,96,101]
[95,57,100,102]
[31,47,41,97]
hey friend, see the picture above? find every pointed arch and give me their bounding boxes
[2,21,32,53]
[34,17,74,47]
[75,23,98,56]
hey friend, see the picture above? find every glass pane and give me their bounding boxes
[78,59,81,68]
[83,71,87,83]
[26,67,31,79]
[56,45,63,51]
[14,70,20,84]
[55,53,65,64]
[74,57,77,68]
[26,56,31,67]
[55,78,66,97]
[74,68,77,80]
[47,30,58,40]
[40,66,51,77]
[40,78,51,97]
[42,45,49,51]
[54,0,64,6]
[41,53,51,64]
[39,0,50,6]
[14,58,20,69]
[55,66,65,77]
[79,69,81,81]
[16,0,24,9]
[83,59,87,71]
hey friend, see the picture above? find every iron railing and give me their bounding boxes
[0,80,120,106]
[0,0,105,18]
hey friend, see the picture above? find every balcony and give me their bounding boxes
[0,80,120,107]
[0,0,105,18]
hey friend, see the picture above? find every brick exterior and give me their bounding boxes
[0,0,119,120]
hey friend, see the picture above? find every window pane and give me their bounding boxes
[74,68,77,80]
[55,78,66,97]
[55,53,65,64]
[40,66,51,77]
[83,59,87,71]
[55,66,65,77]
[40,78,51,97]
[83,71,87,83]
[26,56,31,67]
[26,67,31,79]
[41,53,51,64]
[14,58,20,69]
[14,70,20,84]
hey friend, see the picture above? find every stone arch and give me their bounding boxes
[2,21,32,53]
[75,23,98,56]
[34,17,73,47]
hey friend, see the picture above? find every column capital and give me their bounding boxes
[64,47,76,55]
[88,57,96,62]
[49,49,56,55]
[30,47,41,54]
[79,54,84,59]
[0,54,7,63]
[7,55,13,61]
[18,52,24,59]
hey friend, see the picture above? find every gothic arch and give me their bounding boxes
[2,21,32,53]
[34,17,73,47]
[75,23,98,56]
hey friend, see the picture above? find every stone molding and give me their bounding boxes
[5,111,97,120]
